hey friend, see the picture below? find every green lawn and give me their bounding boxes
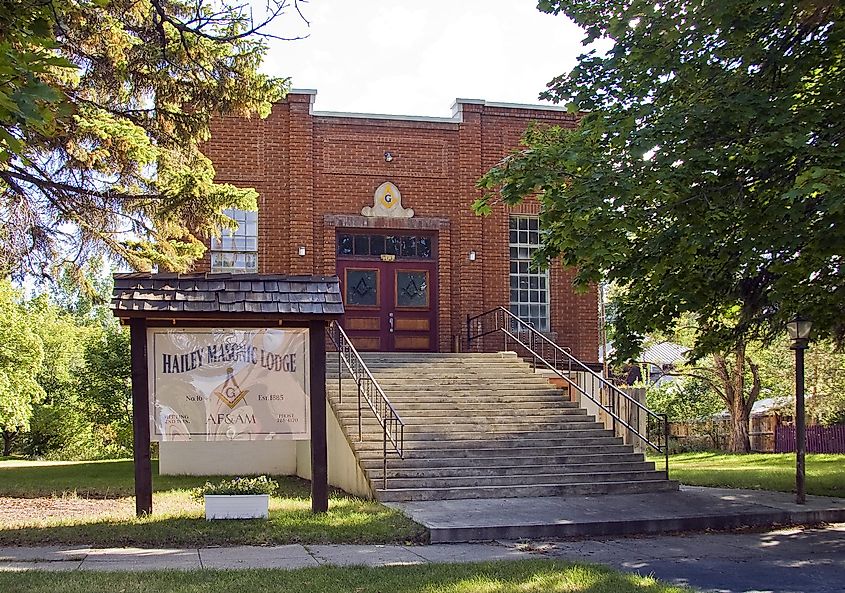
[0,561,691,593]
[666,452,845,497]
[0,459,425,546]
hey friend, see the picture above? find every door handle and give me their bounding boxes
[388,312,394,333]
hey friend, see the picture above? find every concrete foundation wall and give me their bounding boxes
[159,441,298,476]
[159,400,373,498]
[570,372,648,453]
[295,407,372,498]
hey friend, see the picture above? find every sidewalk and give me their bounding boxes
[389,485,845,542]
[0,542,533,571]
[1,523,844,593]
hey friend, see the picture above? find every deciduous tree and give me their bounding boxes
[0,282,45,456]
[477,0,845,451]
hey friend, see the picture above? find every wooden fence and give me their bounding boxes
[670,415,777,452]
[775,424,845,453]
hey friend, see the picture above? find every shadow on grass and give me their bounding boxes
[0,459,427,546]
[0,560,690,593]
[0,498,428,546]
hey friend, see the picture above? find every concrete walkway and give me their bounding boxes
[389,485,845,542]
[1,523,844,593]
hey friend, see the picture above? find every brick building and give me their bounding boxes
[199,90,599,361]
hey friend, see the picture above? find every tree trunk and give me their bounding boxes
[728,401,751,453]
[713,342,760,453]
[1,430,16,457]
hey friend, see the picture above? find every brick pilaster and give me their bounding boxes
[456,101,485,347]
[287,93,315,273]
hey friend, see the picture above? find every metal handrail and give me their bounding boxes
[467,306,669,477]
[326,321,405,489]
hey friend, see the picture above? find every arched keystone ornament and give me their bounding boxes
[362,181,414,218]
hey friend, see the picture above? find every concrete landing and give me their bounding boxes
[387,485,845,543]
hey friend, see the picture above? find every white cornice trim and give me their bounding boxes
[284,90,569,122]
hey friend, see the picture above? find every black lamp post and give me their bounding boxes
[786,315,812,505]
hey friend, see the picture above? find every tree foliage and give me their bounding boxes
[478,0,845,362]
[1,0,301,280]
[0,281,45,455]
[0,267,132,459]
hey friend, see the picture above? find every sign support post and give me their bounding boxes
[309,319,329,513]
[129,317,153,516]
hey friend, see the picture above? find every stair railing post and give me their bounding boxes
[613,387,618,437]
[383,420,388,490]
[337,329,342,404]
[357,380,363,441]
[466,314,471,351]
[663,414,670,478]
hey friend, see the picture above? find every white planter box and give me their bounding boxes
[204,494,270,520]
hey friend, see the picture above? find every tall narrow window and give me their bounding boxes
[211,209,258,273]
[509,216,549,331]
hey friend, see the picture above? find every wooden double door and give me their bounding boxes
[337,233,438,352]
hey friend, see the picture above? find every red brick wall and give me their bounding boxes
[202,93,599,361]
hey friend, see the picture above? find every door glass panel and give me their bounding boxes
[346,269,378,306]
[396,271,428,308]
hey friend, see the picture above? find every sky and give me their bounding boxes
[258,0,589,117]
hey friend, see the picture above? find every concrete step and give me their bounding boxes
[376,479,679,502]
[353,429,615,443]
[329,382,567,392]
[354,443,635,459]
[352,436,625,454]
[333,414,598,427]
[328,373,550,381]
[359,452,650,469]
[330,394,571,405]
[366,462,657,479]
[350,429,618,444]
[333,414,602,428]
[374,470,666,490]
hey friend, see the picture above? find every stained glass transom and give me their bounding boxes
[337,234,433,259]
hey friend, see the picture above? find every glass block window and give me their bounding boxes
[509,216,549,331]
[211,209,258,273]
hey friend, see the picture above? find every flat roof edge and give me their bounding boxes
[309,109,460,124]
[284,90,571,122]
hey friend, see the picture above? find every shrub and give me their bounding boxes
[194,476,279,500]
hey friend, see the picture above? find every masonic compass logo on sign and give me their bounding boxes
[214,367,249,409]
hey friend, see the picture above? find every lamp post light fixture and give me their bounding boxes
[787,315,812,505]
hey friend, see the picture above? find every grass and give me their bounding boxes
[0,561,692,593]
[0,458,426,546]
[666,452,845,498]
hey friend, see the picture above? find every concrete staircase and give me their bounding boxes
[326,352,677,502]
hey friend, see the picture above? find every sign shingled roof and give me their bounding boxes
[111,273,344,317]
